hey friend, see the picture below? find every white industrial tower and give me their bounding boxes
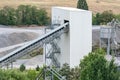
[50,7,92,68]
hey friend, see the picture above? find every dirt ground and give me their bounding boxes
[0,0,119,15]
[0,27,44,48]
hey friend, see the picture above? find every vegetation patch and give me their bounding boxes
[0,5,49,26]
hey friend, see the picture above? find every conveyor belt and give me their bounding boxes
[0,22,69,67]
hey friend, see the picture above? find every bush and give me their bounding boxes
[115,14,120,21]
[27,69,37,80]
[59,63,71,80]
[20,64,26,72]
[0,69,29,80]
[36,65,40,71]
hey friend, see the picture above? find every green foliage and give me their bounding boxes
[27,69,37,80]
[94,48,105,55]
[59,63,80,80]
[70,67,80,80]
[92,13,101,25]
[93,10,115,25]
[0,5,49,26]
[92,15,97,25]
[115,14,120,21]
[20,64,26,72]
[36,65,40,71]
[0,68,42,80]
[59,63,71,80]
[16,5,49,26]
[0,6,17,25]
[0,69,29,80]
[77,0,88,10]
[99,10,115,25]
[80,49,119,80]
[8,70,29,80]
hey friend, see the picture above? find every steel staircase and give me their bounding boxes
[45,39,61,68]
[36,67,66,80]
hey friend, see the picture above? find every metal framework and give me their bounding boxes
[38,22,67,80]
[100,19,120,56]
[45,38,61,68]
[36,67,66,80]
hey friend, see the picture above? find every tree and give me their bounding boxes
[59,63,80,80]
[80,49,119,80]
[0,6,16,25]
[59,63,71,80]
[99,10,115,25]
[16,5,49,26]
[0,5,49,26]
[16,5,32,25]
[95,13,101,25]
[92,11,115,25]
[77,0,88,10]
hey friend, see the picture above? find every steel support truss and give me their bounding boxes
[100,19,120,56]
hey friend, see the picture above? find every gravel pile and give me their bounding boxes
[0,32,37,48]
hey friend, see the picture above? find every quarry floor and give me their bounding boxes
[0,25,45,69]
